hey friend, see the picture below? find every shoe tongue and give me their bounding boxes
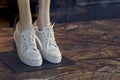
[21,29,34,35]
[43,27,52,30]
[36,27,54,36]
[41,27,54,33]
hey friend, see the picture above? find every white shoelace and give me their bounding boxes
[22,30,42,52]
[34,23,57,49]
[44,26,57,48]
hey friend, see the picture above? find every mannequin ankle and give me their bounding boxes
[36,21,51,31]
[17,22,33,33]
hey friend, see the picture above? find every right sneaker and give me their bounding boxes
[14,23,42,67]
[34,23,62,64]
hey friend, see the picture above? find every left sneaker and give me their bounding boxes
[34,24,62,63]
[14,23,43,67]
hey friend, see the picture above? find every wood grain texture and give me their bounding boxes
[0,19,120,80]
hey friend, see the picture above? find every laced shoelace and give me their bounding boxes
[34,23,57,49]
[22,31,42,51]
[44,27,57,48]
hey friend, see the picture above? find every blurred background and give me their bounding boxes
[0,0,120,27]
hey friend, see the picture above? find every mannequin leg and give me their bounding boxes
[17,0,32,33]
[35,0,62,63]
[36,0,51,30]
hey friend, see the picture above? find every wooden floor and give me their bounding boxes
[0,19,120,80]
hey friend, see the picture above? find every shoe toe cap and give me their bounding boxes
[42,49,62,63]
[25,50,42,60]
[20,50,42,66]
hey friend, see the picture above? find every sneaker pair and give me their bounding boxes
[14,22,62,67]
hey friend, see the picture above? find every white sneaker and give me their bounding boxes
[34,24,62,63]
[14,23,42,67]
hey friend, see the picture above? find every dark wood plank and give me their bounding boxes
[0,19,120,80]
